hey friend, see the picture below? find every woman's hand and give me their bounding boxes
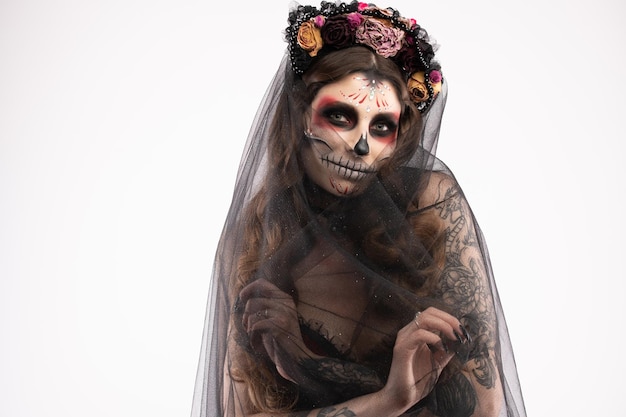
[239,278,314,382]
[382,306,470,414]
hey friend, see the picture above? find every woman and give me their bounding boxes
[192,2,526,416]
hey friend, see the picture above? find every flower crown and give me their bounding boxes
[286,1,443,113]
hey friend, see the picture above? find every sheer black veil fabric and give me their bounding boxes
[191,41,525,417]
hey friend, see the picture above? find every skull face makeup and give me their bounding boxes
[302,72,402,196]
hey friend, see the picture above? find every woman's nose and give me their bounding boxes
[353,132,369,155]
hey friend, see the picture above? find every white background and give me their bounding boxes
[1,0,624,416]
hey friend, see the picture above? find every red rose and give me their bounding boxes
[321,15,355,49]
[395,45,422,74]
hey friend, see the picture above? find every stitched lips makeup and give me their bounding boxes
[305,133,378,181]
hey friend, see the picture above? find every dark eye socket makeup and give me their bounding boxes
[315,102,399,137]
[370,116,398,137]
[320,103,357,128]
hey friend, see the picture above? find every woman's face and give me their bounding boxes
[302,72,401,196]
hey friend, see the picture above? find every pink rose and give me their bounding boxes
[313,15,325,28]
[429,70,442,84]
[357,2,368,11]
[355,18,405,58]
[346,12,364,29]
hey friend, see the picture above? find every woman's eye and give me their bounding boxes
[371,120,397,136]
[373,122,389,132]
[328,112,349,125]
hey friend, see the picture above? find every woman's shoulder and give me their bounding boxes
[394,167,463,211]
[379,167,465,215]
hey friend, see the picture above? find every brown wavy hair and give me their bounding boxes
[228,46,446,413]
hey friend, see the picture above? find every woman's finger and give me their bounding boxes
[239,278,291,303]
[242,295,298,330]
[414,307,470,343]
[241,297,268,330]
[399,329,446,351]
[414,312,464,343]
[395,322,450,355]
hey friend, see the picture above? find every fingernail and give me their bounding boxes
[460,325,472,344]
[454,330,464,344]
[232,296,241,313]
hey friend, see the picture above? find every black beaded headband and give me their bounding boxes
[285,1,442,113]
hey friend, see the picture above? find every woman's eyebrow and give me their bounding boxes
[313,96,400,120]
[371,110,401,120]
[313,100,358,116]
[314,96,350,109]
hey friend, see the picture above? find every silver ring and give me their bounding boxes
[414,311,421,329]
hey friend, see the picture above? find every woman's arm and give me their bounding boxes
[227,373,397,417]
[418,173,504,416]
[230,280,470,417]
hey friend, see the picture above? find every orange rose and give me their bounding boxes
[407,72,429,103]
[407,72,442,104]
[374,7,394,17]
[297,20,323,57]
[397,16,415,29]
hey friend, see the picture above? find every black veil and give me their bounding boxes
[191,7,525,417]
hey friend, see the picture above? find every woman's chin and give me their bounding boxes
[325,175,372,197]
